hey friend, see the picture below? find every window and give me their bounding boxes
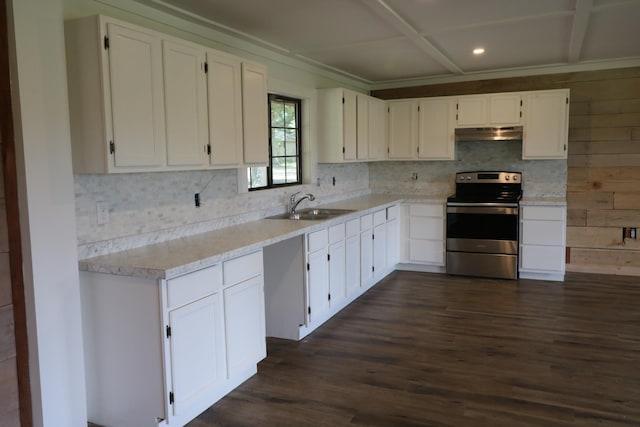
[248,94,302,190]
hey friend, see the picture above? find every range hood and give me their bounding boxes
[455,126,523,142]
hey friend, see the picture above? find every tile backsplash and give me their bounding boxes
[75,142,565,259]
[369,140,567,198]
[75,163,370,258]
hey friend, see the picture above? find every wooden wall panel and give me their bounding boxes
[373,67,640,275]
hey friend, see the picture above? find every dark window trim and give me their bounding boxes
[249,94,302,191]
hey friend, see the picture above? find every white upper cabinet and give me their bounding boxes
[163,39,208,168]
[456,95,487,127]
[206,50,243,167]
[356,93,369,160]
[368,97,387,161]
[241,61,269,165]
[65,15,269,173]
[456,93,522,127]
[387,99,418,160]
[418,97,456,160]
[523,89,570,159]
[317,88,386,163]
[65,16,167,173]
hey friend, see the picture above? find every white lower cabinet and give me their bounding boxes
[519,205,566,281]
[386,205,400,267]
[360,213,374,287]
[345,218,361,297]
[372,210,387,282]
[398,202,446,272]
[80,250,266,427]
[306,228,331,324]
[329,223,347,307]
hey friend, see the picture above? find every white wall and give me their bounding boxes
[9,0,87,425]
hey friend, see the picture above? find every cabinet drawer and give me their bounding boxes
[360,213,373,231]
[223,250,263,286]
[373,210,386,226]
[387,205,399,220]
[521,245,565,272]
[522,206,565,221]
[409,239,444,265]
[167,264,222,309]
[410,204,443,218]
[307,229,328,253]
[410,217,443,240]
[522,220,564,246]
[345,218,360,237]
[329,223,345,245]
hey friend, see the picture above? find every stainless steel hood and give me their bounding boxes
[455,126,523,142]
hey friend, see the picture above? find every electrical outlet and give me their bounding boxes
[411,173,418,182]
[631,227,637,240]
[96,201,109,225]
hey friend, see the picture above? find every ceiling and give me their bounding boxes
[134,0,640,87]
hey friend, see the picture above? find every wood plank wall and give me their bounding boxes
[373,67,640,276]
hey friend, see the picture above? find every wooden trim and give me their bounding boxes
[0,0,33,425]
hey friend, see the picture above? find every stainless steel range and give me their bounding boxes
[446,171,522,279]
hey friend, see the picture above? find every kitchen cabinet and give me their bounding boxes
[328,223,347,307]
[360,213,374,287]
[206,50,244,167]
[241,61,269,165]
[65,15,269,173]
[519,205,566,281]
[386,205,400,267]
[80,250,266,427]
[523,89,569,159]
[66,16,167,173]
[345,218,361,297]
[305,228,331,323]
[163,39,208,168]
[318,88,383,163]
[368,97,387,160]
[388,99,419,160]
[400,203,445,267]
[456,93,522,127]
[418,97,456,160]
[372,210,387,282]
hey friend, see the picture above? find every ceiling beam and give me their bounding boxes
[361,0,463,74]
[568,0,593,63]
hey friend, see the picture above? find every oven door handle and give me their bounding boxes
[447,206,519,215]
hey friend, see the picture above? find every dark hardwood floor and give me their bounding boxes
[188,271,640,427]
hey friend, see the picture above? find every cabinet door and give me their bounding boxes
[489,93,522,125]
[386,217,399,267]
[224,276,266,378]
[343,90,357,160]
[456,95,487,127]
[356,94,369,160]
[168,293,226,418]
[345,233,360,297]
[107,23,165,168]
[373,223,386,279]
[241,61,269,164]
[388,100,418,159]
[207,51,243,166]
[523,90,569,159]
[418,98,454,160]
[368,97,387,160]
[360,229,373,286]
[329,240,346,307]
[163,40,208,167]
[307,248,330,323]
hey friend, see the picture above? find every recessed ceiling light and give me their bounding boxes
[473,48,485,55]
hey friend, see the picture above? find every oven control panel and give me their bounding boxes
[456,171,521,184]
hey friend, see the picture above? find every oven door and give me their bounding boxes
[446,205,519,255]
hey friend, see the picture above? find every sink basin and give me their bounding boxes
[268,208,355,220]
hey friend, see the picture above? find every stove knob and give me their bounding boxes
[466,176,471,181]
[513,175,519,181]
[505,176,510,181]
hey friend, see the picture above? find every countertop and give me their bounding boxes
[79,194,444,280]
[79,194,565,280]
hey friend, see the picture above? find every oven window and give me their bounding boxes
[447,211,518,241]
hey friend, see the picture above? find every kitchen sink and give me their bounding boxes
[267,208,355,220]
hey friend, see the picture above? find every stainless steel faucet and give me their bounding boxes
[288,192,315,215]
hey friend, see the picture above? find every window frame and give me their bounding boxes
[248,94,303,191]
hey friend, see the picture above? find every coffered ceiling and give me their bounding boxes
[133,0,640,86]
